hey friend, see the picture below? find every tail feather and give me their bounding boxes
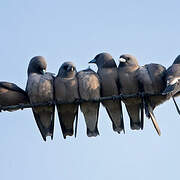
[80,102,100,137]
[87,127,99,137]
[140,97,145,130]
[57,104,78,139]
[32,107,55,141]
[74,106,79,138]
[125,104,141,130]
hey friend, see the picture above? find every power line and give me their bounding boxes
[0,93,163,112]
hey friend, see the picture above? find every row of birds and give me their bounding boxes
[0,53,180,141]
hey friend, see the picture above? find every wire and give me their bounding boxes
[0,93,163,111]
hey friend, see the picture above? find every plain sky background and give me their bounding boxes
[0,1,180,179]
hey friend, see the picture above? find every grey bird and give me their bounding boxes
[0,82,29,111]
[163,55,180,115]
[26,56,55,141]
[89,52,124,133]
[77,68,100,137]
[136,63,169,135]
[54,62,79,139]
[163,55,180,97]
[118,54,142,130]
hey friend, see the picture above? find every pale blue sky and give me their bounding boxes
[0,1,180,179]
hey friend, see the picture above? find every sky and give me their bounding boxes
[0,0,180,179]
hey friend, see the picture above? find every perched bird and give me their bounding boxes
[26,56,55,141]
[54,62,79,139]
[118,54,142,130]
[77,68,100,137]
[136,63,169,135]
[163,55,180,115]
[0,82,29,111]
[89,52,124,133]
[163,55,180,97]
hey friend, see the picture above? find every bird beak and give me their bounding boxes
[119,57,126,63]
[40,69,46,74]
[88,59,96,64]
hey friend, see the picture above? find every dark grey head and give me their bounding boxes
[27,56,47,76]
[89,52,117,69]
[118,54,139,67]
[57,62,77,78]
[173,55,180,64]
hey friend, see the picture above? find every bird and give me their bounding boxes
[136,63,169,135]
[77,68,100,137]
[54,62,79,139]
[26,56,55,141]
[118,54,142,131]
[163,55,180,115]
[163,55,180,97]
[0,81,29,111]
[89,52,124,134]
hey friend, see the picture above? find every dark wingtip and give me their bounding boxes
[42,136,47,141]
[87,128,99,137]
[140,97,144,130]
[74,108,79,138]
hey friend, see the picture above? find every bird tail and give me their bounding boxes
[125,104,141,130]
[103,100,124,133]
[57,104,78,139]
[80,102,100,137]
[32,107,55,141]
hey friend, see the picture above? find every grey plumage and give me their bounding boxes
[89,52,124,133]
[0,82,29,111]
[26,56,55,141]
[77,68,100,137]
[163,55,180,97]
[136,63,169,135]
[54,62,79,139]
[118,54,142,130]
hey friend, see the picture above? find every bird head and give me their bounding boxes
[57,62,77,78]
[118,54,139,67]
[27,56,47,76]
[89,52,117,69]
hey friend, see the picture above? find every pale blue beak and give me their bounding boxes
[88,59,96,63]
